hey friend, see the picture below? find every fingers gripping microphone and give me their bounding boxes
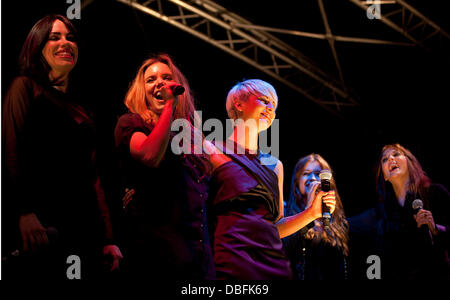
[2,227,59,262]
[319,170,332,228]
[171,84,185,96]
[412,199,433,245]
[412,199,427,231]
[412,199,424,215]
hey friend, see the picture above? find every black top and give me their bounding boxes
[282,223,347,280]
[114,113,215,279]
[348,183,450,279]
[2,76,113,277]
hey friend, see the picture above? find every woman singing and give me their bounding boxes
[283,154,349,279]
[114,53,215,279]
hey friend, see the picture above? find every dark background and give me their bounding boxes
[2,0,449,219]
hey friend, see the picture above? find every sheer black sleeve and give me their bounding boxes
[2,76,40,215]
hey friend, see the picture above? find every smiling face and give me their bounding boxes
[144,61,176,115]
[238,93,277,132]
[298,160,322,206]
[41,19,78,77]
[381,148,409,183]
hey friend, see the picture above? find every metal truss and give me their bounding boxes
[113,0,449,116]
[349,0,450,52]
[115,0,359,116]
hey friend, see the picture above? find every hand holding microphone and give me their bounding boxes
[19,213,49,252]
[309,174,336,224]
[412,199,437,236]
[155,83,185,113]
[319,170,334,227]
[169,83,185,96]
[3,218,59,262]
[157,83,185,100]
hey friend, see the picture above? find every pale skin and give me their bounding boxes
[19,19,122,271]
[381,148,440,235]
[205,93,336,239]
[41,19,78,92]
[129,78,336,239]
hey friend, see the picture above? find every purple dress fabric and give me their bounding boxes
[208,141,293,279]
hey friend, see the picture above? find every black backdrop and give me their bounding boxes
[2,0,449,220]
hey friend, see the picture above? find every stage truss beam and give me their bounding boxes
[116,0,359,116]
[349,0,450,51]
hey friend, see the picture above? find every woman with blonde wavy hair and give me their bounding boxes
[114,53,214,280]
[283,154,349,279]
[124,54,197,126]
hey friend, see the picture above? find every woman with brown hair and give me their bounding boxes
[350,143,449,279]
[283,154,349,279]
[2,14,122,279]
[114,53,214,279]
[374,144,449,279]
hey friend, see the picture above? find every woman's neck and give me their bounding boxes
[229,121,259,152]
[142,109,160,125]
[49,70,69,92]
[391,176,409,207]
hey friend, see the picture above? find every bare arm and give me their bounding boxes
[203,140,232,171]
[271,159,316,238]
[130,88,177,168]
[273,160,285,223]
[275,178,336,239]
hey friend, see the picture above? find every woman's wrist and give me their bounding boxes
[433,224,445,236]
[304,206,320,222]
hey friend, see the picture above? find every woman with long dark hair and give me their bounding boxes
[2,14,122,279]
[374,144,449,279]
[283,154,349,279]
[350,143,449,279]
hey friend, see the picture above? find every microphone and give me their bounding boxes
[170,84,185,96]
[319,170,332,228]
[2,227,59,262]
[412,199,424,215]
[412,199,433,245]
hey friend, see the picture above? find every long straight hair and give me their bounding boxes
[286,154,349,256]
[376,144,431,204]
[18,14,79,86]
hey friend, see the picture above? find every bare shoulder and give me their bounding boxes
[203,139,217,155]
[204,140,232,169]
[273,159,284,176]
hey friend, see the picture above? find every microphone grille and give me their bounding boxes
[412,199,423,210]
[319,170,332,181]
